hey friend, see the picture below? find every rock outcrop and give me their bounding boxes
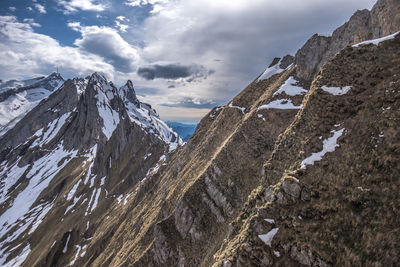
[295,0,400,81]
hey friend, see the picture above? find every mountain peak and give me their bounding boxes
[88,72,108,84]
[120,80,138,106]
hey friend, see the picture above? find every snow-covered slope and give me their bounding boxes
[92,73,182,148]
[0,72,181,266]
[0,73,64,137]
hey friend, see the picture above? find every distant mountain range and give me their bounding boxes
[166,121,197,141]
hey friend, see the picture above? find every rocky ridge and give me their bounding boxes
[0,72,181,266]
[295,0,400,82]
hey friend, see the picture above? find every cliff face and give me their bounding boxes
[295,0,400,82]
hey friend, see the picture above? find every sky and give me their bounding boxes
[0,0,376,123]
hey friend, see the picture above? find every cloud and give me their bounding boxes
[0,16,114,80]
[8,7,16,12]
[134,0,376,106]
[115,20,129,33]
[34,3,46,14]
[23,18,41,27]
[26,7,33,11]
[57,0,106,13]
[124,0,168,7]
[161,97,216,109]
[124,0,168,13]
[137,63,209,81]
[68,22,139,72]
[116,16,129,22]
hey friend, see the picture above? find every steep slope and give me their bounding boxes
[213,31,400,267]
[64,54,312,266]
[0,73,64,137]
[56,0,400,266]
[0,73,181,266]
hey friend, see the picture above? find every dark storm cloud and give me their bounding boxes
[137,64,210,81]
[161,97,217,109]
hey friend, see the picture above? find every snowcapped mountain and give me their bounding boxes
[0,73,64,137]
[0,72,181,266]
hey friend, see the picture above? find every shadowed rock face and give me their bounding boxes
[295,0,400,82]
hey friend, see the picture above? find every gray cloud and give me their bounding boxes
[137,63,211,81]
[68,22,139,73]
[161,97,217,109]
[138,0,377,103]
[134,86,164,96]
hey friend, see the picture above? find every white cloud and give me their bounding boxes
[34,3,47,14]
[58,0,107,13]
[0,16,114,81]
[124,0,168,7]
[8,7,16,12]
[116,16,129,22]
[23,18,41,27]
[124,0,168,13]
[27,7,33,11]
[115,20,129,32]
[68,22,139,72]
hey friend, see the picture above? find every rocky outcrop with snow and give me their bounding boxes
[0,72,181,266]
[295,0,400,81]
[0,72,64,137]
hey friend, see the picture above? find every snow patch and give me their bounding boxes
[356,186,370,192]
[273,76,307,96]
[264,218,275,224]
[301,128,345,169]
[66,180,81,201]
[228,102,245,114]
[0,145,77,240]
[2,243,30,267]
[69,245,82,266]
[257,58,290,82]
[321,85,352,95]
[116,195,123,204]
[353,31,400,47]
[90,188,101,212]
[258,99,302,110]
[63,233,71,253]
[258,228,279,247]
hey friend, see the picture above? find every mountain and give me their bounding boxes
[0,72,181,266]
[0,0,399,266]
[166,121,197,141]
[0,72,64,137]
